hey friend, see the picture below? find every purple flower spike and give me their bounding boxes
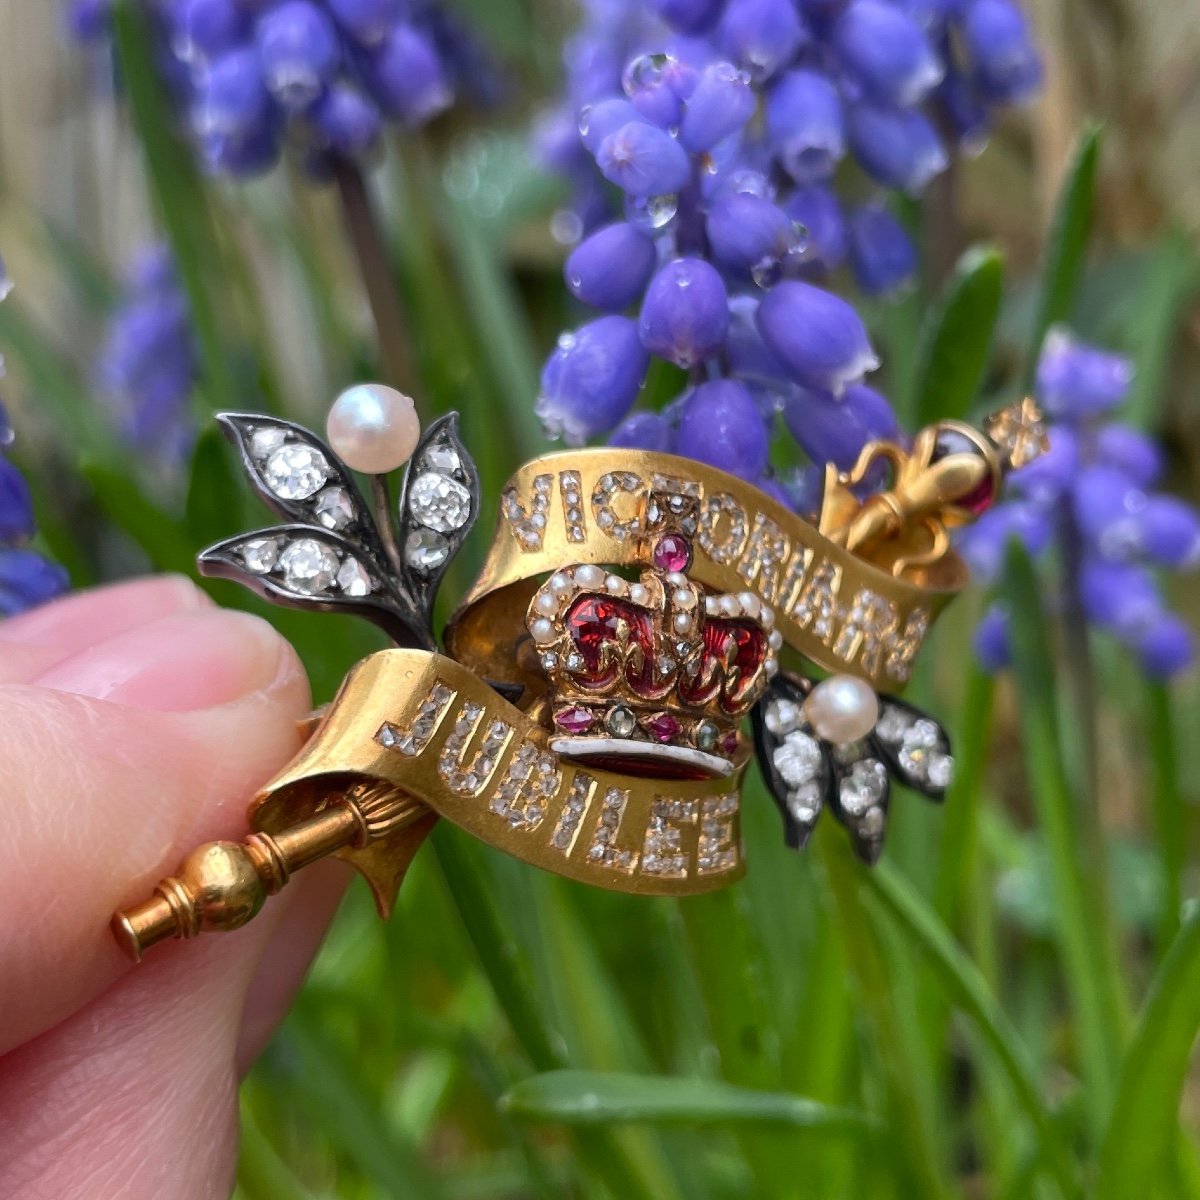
[597,121,693,197]
[783,383,896,469]
[611,410,674,453]
[1071,464,1144,559]
[963,0,1043,103]
[765,69,845,183]
[364,24,454,125]
[1094,424,1163,488]
[192,46,273,139]
[675,380,770,479]
[328,0,403,48]
[639,258,730,368]
[538,316,648,445]
[255,1,342,111]
[678,62,756,153]
[757,280,879,393]
[311,85,382,162]
[847,204,918,296]
[974,604,1012,671]
[783,184,848,271]
[1036,327,1133,421]
[167,0,247,63]
[565,222,659,312]
[833,0,944,106]
[1135,615,1194,678]
[847,102,948,194]
[0,551,70,618]
[651,0,726,35]
[0,457,34,544]
[706,192,794,274]
[957,502,1051,584]
[201,125,283,177]
[1010,425,1077,504]
[68,0,112,42]
[580,98,642,153]
[1079,559,1160,636]
[1138,497,1200,569]
[716,0,810,81]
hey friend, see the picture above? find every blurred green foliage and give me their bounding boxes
[2,6,1200,1197]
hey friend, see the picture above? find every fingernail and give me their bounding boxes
[35,609,292,712]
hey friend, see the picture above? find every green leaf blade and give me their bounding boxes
[1024,125,1102,385]
[913,245,1005,426]
[502,1070,876,1134]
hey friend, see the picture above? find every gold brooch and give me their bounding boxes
[112,395,1047,959]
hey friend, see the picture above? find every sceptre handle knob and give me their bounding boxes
[112,784,426,961]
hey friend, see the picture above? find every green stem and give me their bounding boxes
[1146,680,1184,953]
[333,159,419,403]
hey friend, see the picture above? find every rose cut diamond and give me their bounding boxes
[336,558,372,597]
[409,472,471,533]
[313,486,354,531]
[773,732,822,787]
[405,527,450,572]
[241,537,279,574]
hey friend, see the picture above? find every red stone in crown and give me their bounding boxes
[526,547,782,779]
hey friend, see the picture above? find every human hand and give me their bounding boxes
[0,577,350,1199]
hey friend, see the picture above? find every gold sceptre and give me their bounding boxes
[819,397,1048,577]
[113,783,427,961]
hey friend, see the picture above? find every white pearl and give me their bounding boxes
[673,613,693,633]
[768,629,783,650]
[719,595,738,616]
[549,572,571,593]
[629,584,649,605]
[535,592,558,615]
[605,574,626,593]
[673,588,696,609]
[531,618,556,644]
[327,384,420,475]
[738,592,760,618]
[574,564,604,588]
[804,675,880,745]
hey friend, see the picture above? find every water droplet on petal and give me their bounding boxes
[623,52,670,95]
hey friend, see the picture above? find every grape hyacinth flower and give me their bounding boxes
[69,0,487,179]
[97,245,198,465]
[0,268,69,617]
[963,329,1198,678]
[534,0,1042,501]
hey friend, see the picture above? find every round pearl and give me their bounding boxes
[804,675,880,745]
[326,384,420,475]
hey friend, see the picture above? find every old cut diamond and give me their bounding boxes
[409,472,471,533]
[279,538,339,595]
[765,698,803,736]
[874,704,913,744]
[264,443,330,500]
[840,759,887,815]
[773,732,822,787]
[899,719,941,780]
[927,752,954,790]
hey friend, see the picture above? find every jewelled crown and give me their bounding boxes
[526,540,781,780]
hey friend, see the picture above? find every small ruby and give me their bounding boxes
[932,428,996,516]
[554,706,594,735]
[720,732,740,754]
[647,712,681,743]
[653,533,692,574]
